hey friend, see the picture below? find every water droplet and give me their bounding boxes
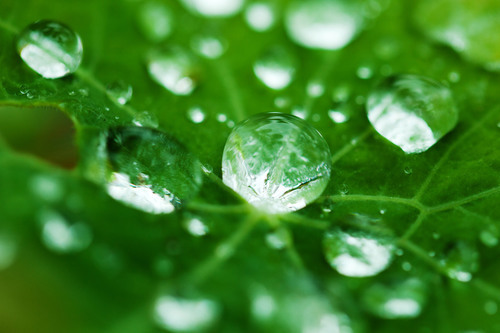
[245,2,276,32]
[183,217,209,237]
[403,166,413,175]
[78,88,89,97]
[480,229,498,248]
[332,85,350,102]
[291,107,307,120]
[323,228,395,277]
[30,175,63,202]
[367,74,458,154]
[306,80,325,98]
[106,80,133,105]
[362,278,427,319]
[285,0,364,50]
[251,289,277,320]
[485,301,498,315]
[402,261,412,271]
[448,71,460,83]
[38,209,92,254]
[216,113,228,123]
[254,47,295,90]
[191,35,226,59]
[415,0,500,71]
[17,20,83,79]
[137,1,173,42]
[105,127,203,214]
[356,66,373,79]
[265,228,291,250]
[440,241,479,282]
[187,106,206,124]
[0,234,17,270]
[222,113,331,214]
[339,184,349,195]
[133,110,158,128]
[328,109,350,124]
[432,232,440,239]
[147,48,197,96]
[179,0,244,17]
[274,96,291,109]
[154,295,220,331]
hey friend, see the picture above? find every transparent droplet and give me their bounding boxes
[265,228,291,250]
[362,278,427,319]
[187,106,206,124]
[154,295,220,332]
[106,81,133,105]
[216,113,228,123]
[254,47,295,90]
[137,1,173,42]
[306,80,325,98]
[251,288,277,320]
[415,0,500,71]
[30,175,63,202]
[367,74,458,154]
[328,109,350,124]
[105,127,203,214]
[222,113,331,214]
[179,0,244,17]
[356,66,373,79]
[0,234,17,270]
[323,228,395,277]
[274,96,291,109]
[183,217,209,237]
[285,0,364,50]
[17,20,83,79]
[404,166,413,175]
[38,209,92,254]
[401,261,412,271]
[448,71,460,83]
[147,48,197,95]
[485,301,498,315]
[440,241,479,282]
[191,35,226,59]
[480,229,498,248]
[133,110,158,128]
[245,2,276,32]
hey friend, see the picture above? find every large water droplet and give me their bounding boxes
[147,48,197,95]
[154,295,220,332]
[137,1,173,42]
[362,278,427,319]
[180,0,244,17]
[367,74,458,154]
[415,0,500,71]
[38,209,92,254]
[222,113,331,214]
[245,2,276,32]
[254,47,295,90]
[106,80,133,105]
[17,20,83,79]
[105,127,203,214]
[323,228,395,277]
[284,0,364,50]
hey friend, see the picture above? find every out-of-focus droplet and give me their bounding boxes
[30,175,63,202]
[147,48,198,95]
[133,110,158,128]
[254,47,296,90]
[291,107,307,120]
[0,234,17,270]
[265,228,291,250]
[105,127,203,214]
[137,1,173,42]
[367,74,458,154]
[328,109,350,124]
[356,66,373,79]
[180,0,245,17]
[440,241,479,282]
[183,216,209,237]
[485,301,498,315]
[191,35,226,59]
[480,228,498,248]
[222,113,331,214]
[306,80,325,98]
[187,106,206,124]
[106,81,133,105]
[323,228,395,277]
[245,2,276,32]
[17,20,83,79]
[284,0,364,50]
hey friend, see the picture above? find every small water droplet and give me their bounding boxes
[30,175,63,202]
[191,35,226,59]
[403,166,413,175]
[367,74,458,154]
[78,88,89,97]
[104,127,203,214]
[106,80,133,105]
[291,107,307,120]
[274,96,291,109]
[216,113,228,123]
[362,278,427,319]
[448,71,460,83]
[265,228,290,250]
[440,241,479,282]
[485,301,498,315]
[328,109,350,124]
[379,209,386,215]
[179,0,244,17]
[323,228,395,277]
[480,229,498,248]
[402,261,412,271]
[183,217,209,237]
[222,112,331,214]
[285,0,364,50]
[245,2,276,32]
[133,110,158,128]
[147,48,197,96]
[251,289,276,320]
[356,66,373,79]
[254,46,295,90]
[306,80,325,98]
[137,1,173,42]
[0,234,17,270]
[38,209,92,254]
[17,20,83,79]
[332,85,350,102]
[432,232,440,239]
[339,184,349,195]
[154,294,220,331]
[187,106,206,124]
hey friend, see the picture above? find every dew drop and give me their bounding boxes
[362,278,427,319]
[222,113,331,214]
[137,1,173,42]
[306,80,325,98]
[30,175,63,202]
[187,106,206,124]
[265,228,291,250]
[356,66,373,80]
[245,2,276,32]
[216,113,228,123]
[485,301,498,315]
[415,0,500,71]
[323,228,394,277]
[0,234,17,270]
[284,0,364,50]
[179,0,244,17]
[191,35,226,59]
[367,74,458,154]
[133,110,158,128]
[147,48,197,95]
[291,107,307,120]
[105,127,203,214]
[274,96,291,109]
[440,241,479,282]
[479,229,498,248]
[38,209,92,254]
[154,295,220,332]
[403,166,413,175]
[183,217,209,237]
[17,20,82,79]
[448,71,460,83]
[254,47,295,90]
[106,81,133,105]
[251,289,277,320]
[328,109,350,124]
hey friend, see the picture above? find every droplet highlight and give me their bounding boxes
[254,47,295,90]
[106,81,133,105]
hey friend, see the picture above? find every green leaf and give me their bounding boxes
[1,0,500,332]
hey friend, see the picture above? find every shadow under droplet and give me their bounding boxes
[0,104,78,169]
